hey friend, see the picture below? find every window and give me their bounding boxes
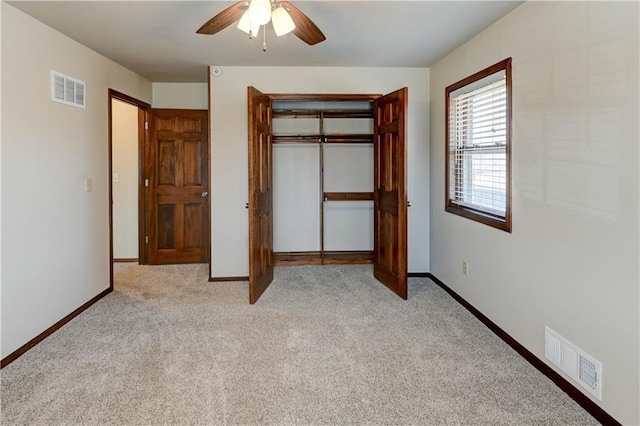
[445,58,512,232]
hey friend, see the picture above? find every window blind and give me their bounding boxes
[448,78,507,216]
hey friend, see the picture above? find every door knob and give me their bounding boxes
[202,191,208,197]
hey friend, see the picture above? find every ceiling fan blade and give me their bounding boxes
[280,1,326,45]
[196,1,249,35]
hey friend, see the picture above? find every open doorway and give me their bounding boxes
[112,98,140,262]
[108,89,150,287]
[108,89,211,289]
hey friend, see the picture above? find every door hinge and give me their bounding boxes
[144,179,149,187]
[145,236,149,244]
[145,121,149,130]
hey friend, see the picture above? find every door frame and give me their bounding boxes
[247,90,407,302]
[108,89,150,289]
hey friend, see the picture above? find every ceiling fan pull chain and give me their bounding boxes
[263,25,267,51]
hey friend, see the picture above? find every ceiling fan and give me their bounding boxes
[196,0,326,49]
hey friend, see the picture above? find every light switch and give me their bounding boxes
[85,177,93,192]
[112,173,119,183]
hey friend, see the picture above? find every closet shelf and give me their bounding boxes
[323,192,373,201]
[272,109,373,119]
[272,110,320,118]
[273,134,321,144]
[323,110,373,119]
[272,134,373,144]
[324,134,373,144]
[273,250,374,266]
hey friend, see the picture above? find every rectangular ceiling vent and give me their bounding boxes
[545,326,602,400]
[51,70,86,108]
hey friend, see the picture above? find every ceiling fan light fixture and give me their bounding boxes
[248,0,272,26]
[271,6,296,37]
[197,0,326,48]
[237,10,261,37]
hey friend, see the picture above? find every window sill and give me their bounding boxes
[446,203,511,232]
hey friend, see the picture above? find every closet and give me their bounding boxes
[272,95,376,266]
[247,87,408,304]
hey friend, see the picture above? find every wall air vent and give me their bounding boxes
[51,70,86,108]
[545,326,602,400]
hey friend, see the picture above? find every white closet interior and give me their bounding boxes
[271,100,375,264]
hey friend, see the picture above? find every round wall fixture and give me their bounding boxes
[212,67,222,77]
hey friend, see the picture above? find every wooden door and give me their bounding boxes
[145,109,209,264]
[373,88,408,299]
[247,87,274,304]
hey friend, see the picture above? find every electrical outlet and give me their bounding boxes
[85,177,93,192]
[462,261,468,275]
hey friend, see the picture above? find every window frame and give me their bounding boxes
[445,58,512,232]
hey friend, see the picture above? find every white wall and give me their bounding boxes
[210,66,430,278]
[273,144,321,252]
[1,3,152,359]
[429,2,639,424]
[152,83,208,109]
[273,142,374,252]
[112,99,139,259]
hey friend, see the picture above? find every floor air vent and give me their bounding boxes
[51,70,85,108]
[545,326,602,400]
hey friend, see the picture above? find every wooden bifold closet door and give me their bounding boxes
[247,87,275,304]
[373,88,408,300]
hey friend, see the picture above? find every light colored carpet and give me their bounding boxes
[1,264,597,425]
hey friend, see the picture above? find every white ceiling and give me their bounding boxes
[7,0,523,82]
